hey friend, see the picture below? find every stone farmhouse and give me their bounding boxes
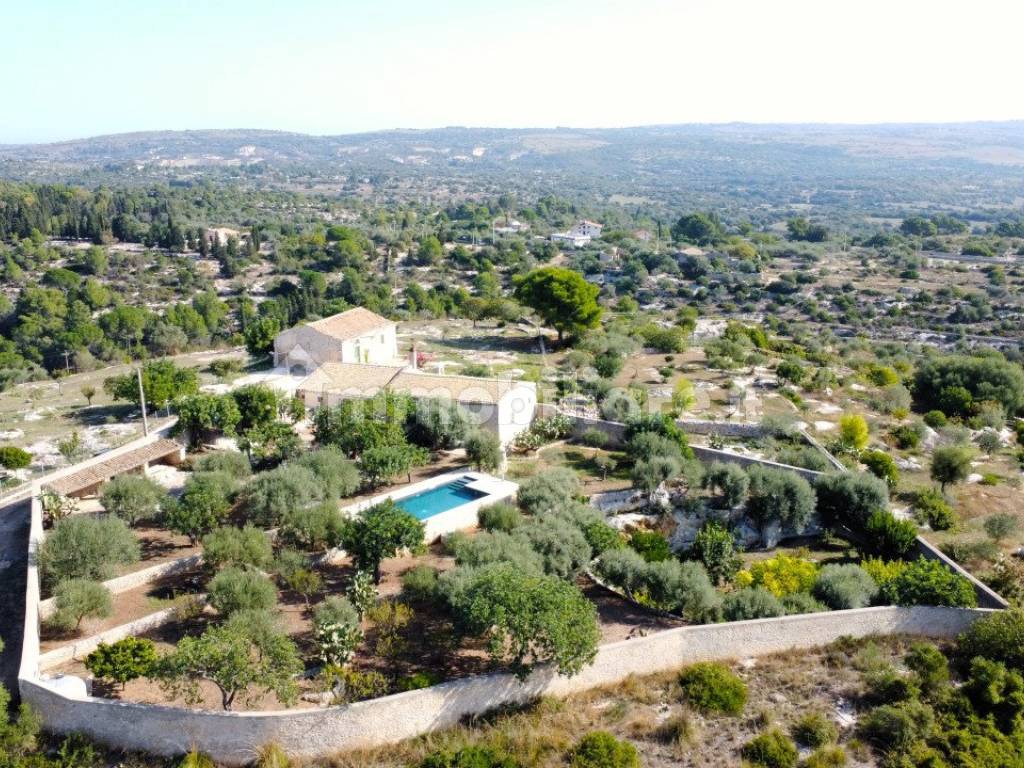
[277,307,537,445]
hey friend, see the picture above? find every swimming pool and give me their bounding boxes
[395,475,487,520]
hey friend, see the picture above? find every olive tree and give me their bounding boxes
[201,525,273,571]
[516,468,580,515]
[465,430,503,472]
[207,567,277,616]
[243,464,323,528]
[746,466,816,545]
[50,579,113,633]
[39,515,140,589]
[99,475,166,527]
[930,446,975,491]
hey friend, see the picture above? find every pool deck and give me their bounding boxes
[339,470,519,541]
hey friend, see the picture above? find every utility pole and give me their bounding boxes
[62,350,71,374]
[136,367,149,436]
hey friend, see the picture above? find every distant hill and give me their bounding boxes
[3,122,1024,213]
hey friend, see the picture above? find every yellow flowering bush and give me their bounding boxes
[735,553,818,596]
[860,557,906,588]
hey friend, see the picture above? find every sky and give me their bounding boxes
[3,0,1022,144]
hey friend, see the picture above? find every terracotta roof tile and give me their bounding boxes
[305,308,393,341]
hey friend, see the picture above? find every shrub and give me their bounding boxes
[420,746,519,768]
[735,553,818,597]
[862,510,917,560]
[516,516,593,580]
[802,746,846,768]
[398,671,441,691]
[813,472,889,532]
[516,468,580,514]
[722,586,785,621]
[580,428,609,448]
[405,398,472,450]
[688,520,741,585]
[781,592,827,614]
[890,422,924,450]
[983,512,1019,542]
[208,567,277,616]
[860,450,899,488]
[39,515,140,589]
[0,445,31,469]
[166,471,236,544]
[312,597,362,667]
[703,462,749,508]
[905,642,949,696]
[85,637,158,689]
[568,731,639,768]
[860,557,906,588]
[790,711,838,748]
[99,474,165,526]
[923,410,948,429]
[193,451,251,478]
[628,529,672,562]
[50,579,113,633]
[452,529,546,575]
[322,665,388,704]
[291,447,360,499]
[201,525,273,571]
[858,701,934,753]
[813,564,878,610]
[243,464,323,528]
[254,743,291,768]
[740,729,798,768]
[863,665,920,704]
[913,488,956,531]
[957,610,1024,670]
[279,502,345,552]
[580,518,623,556]
[477,502,522,533]
[678,662,747,715]
[465,430,503,472]
[881,557,977,608]
[179,750,216,768]
[401,564,439,602]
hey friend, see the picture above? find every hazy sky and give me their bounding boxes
[3,0,1022,143]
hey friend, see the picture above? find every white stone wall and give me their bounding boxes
[495,384,537,446]
[21,606,990,766]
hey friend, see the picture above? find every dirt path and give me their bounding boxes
[0,496,29,702]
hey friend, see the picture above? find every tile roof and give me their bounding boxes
[45,438,182,497]
[304,307,393,341]
[298,363,525,405]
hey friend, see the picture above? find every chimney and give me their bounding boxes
[409,343,417,371]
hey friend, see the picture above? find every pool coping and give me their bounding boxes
[338,469,519,541]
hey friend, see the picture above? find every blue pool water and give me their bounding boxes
[395,476,486,520]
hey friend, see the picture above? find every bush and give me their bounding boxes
[913,488,957,531]
[781,591,827,614]
[802,746,846,768]
[722,586,786,620]
[39,515,140,589]
[678,662,747,715]
[452,529,545,575]
[477,502,522,533]
[166,471,236,544]
[50,578,113,633]
[863,665,920,704]
[813,564,878,610]
[401,564,439,602]
[790,711,838,748]
[881,557,977,608]
[862,510,917,560]
[208,567,277,616]
[420,746,519,768]
[201,525,273,571]
[193,451,251,478]
[859,557,906,588]
[516,515,593,579]
[814,472,889,532]
[859,701,934,753]
[312,596,362,667]
[983,512,1019,542]
[628,529,672,562]
[860,450,899,488]
[905,642,949,696]
[735,553,818,597]
[465,430,503,472]
[890,422,924,450]
[688,520,741,585]
[516,468,580,514]
[957,610,1024,670]
[740,729,798,768]
[568,731,639,768]
[99,474,166,526]
[291,447,360,499]
[85,637,158,689]
[580,428,609,448]
[923,410,948,429]
[398,671,441,691]
[243,464,323,528]
[279,502,345,552]
[0,445,31,469]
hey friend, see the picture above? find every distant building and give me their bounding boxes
[550,219,603,249]
[570,220,603,239]
[550,232,592,249]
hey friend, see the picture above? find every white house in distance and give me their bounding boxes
[273,307,400,375]
[277,307,537,445]
[550,219,603,249]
